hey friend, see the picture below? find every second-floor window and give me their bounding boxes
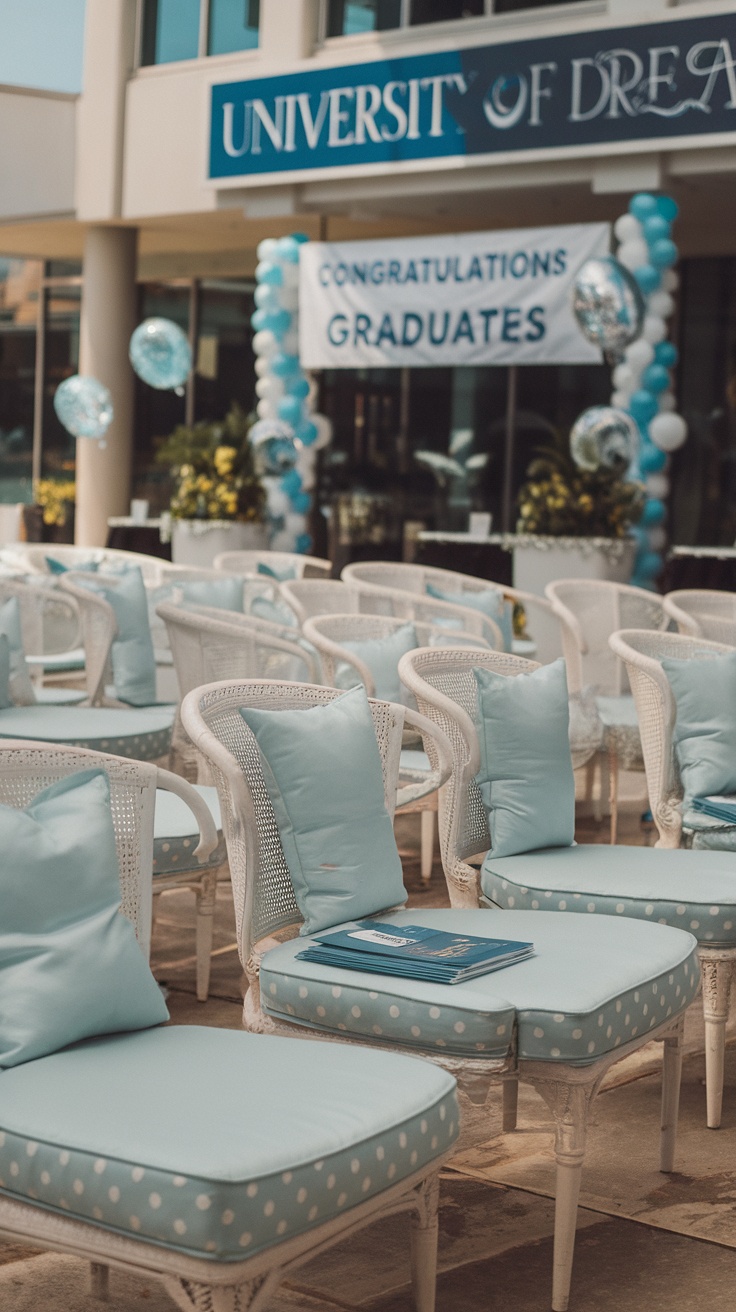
[141,0,260,66]
[326,0,485,36]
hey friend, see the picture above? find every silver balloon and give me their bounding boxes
[249,418,300,475]
[571,256,645,353]
[53,375,113,440]
[570,407,639,473]
[129,317,191,390]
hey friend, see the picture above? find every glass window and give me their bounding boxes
[41,284,81,480]
[208,0,260,54]
[141,0,201,66]
[132,283,189,507]
[410,0,483,23]
[0,259,40,504]
[493,0,581,12]
[194,280,256,421]
[327,0,402,37]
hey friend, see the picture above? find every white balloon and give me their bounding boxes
[282,264,300,289]
[264,482,291,518]
[650,411,687,451]
[254,355,270,377]
[256,398,276,419]
[256,238,279,261]
[647,526,667,552]
[663,269,679,293]
[279,287,299,311]
[646,473,670,499]
[611,390,632,408]
[295,447,317,491]
[252,329,278,356]
[255,376,284,400]
[311,412,334,451]
[614,214,643,243]
[271,529,298,552]
[281,330,300,356]
[613,363,635,390]
[285,512,308,535]
[642,315,667,344]
[624,338,655,370]
[658,391,677,412]
[648,291,675,318]
[617,238,649,270]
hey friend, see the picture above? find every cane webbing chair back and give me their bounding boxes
[214,549,332,579]
[546,579,667,695]
[158,602,319,691]
[16,545,167,583]
[609,628,735,847]
[663,589,736,646]
[0,741,216,954]
[303,612,489,695]
[279,578,364,625]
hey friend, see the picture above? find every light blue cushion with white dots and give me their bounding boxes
[0,1026,458,1261]
[260,908,699,1065]
[482,845,736,947]
[153,785,225,875]
[0,705,174,763]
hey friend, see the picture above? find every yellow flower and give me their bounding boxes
[214,445,237,475]
[578,494,594,512]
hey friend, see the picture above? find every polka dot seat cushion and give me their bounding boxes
[482,846,736,947]
[0,1027,457,1261]
[260,909,699,1065]
[153,785,226,875]
[0,705,174,762]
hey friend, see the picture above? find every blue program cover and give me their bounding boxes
[311,921,532,965]
[691,796,736,825]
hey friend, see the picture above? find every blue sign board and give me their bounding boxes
[210,14,736,181]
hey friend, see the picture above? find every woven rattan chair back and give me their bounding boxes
[663,589,736,645]
[546,578,666,695]
[302,612,489,694]
[279,578,363,624]
[214,549,332,579]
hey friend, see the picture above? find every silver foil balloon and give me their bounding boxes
[53,375,113,440]
[571,256,645,353]
[570,406,639,473]
[129,317,191,390]
[249,418,300,474]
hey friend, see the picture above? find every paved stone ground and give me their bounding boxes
[2,783,735,1309]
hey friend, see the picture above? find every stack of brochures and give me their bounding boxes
[297,920,534,985]
[690,795,736,825]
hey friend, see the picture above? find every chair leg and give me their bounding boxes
[502,1077,519,1132]
[151,890,162,937]
[420,811,435,883]
[659,1017,684,1172]
[527,1073,598,1312]
[89,1262,109,1300]
[164,1274,277,1312]
[700,951,736,1129]
[195,870,219,1004]
[410,1173,440,1312]
[608,750,619,846]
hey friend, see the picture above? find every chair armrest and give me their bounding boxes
[395,706,454,809]
[154,766,220,863]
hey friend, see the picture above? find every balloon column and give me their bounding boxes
[251,234,325,553]
[610,193,684,586]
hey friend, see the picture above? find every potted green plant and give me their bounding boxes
[156,404,268,566]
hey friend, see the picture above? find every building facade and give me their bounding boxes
[1,0,735,546]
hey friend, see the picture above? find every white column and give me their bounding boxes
[259,0,320,63]
[76,225,138,547]
[76,0,137,221]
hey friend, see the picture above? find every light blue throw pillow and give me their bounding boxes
[336,623,417,703]
[0,633,10,709]
[180,578,244,611]
[46,556,99,575]
[474,658,575,858]
[662,651,736,808]
[79,566,157,705]
[0,595,35,705]
[426,581,513,651]
[241,685,406,935]
[257,561,297,582]
[0,769,168,1067]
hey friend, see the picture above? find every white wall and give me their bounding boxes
[0,86,75,219]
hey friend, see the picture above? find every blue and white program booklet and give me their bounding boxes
[690,795,736,825]
[297,921,534,984]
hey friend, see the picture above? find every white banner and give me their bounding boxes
[299,223,609,369]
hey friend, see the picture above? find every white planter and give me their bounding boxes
[511,535,636,663]
[170,519,269,568]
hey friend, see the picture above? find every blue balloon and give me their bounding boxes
[285,376,310,399]
[630,525,649,550]
[641,364,670,394]
[290,491,311,514]
[643,215,671,244]
[280,469,303,497]
[290,232,310,244]
[295,533,313,554]
[270,353,300,378]
[251,308,269,332]
[654,341,678,368]
[655,195,679,222]
[636,551,664,578]
[633,264,660,295]
[249,419,299,475]
[277,395,304,427]
[262,309,292,336]
[276,236,300,264]
[296,420,318,446]
[639,443,667,475]
[129,318,191,391]
[650,238,678,269]
[629,390,659,425]
[641,498,666,527]
[54,375,113,440]
[255,261,283,286]
[629,193,658,221]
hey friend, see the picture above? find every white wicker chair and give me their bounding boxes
[546,579,668,843]
[0,577,83,698]
[16,544,168,583]
[302,613,489,882]
[400,642,736,1131]
[214,549,332,579]
[663,588,736,645]
[279,577,364,625]
[180,677,700,1312]
[0,740,449,1312]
